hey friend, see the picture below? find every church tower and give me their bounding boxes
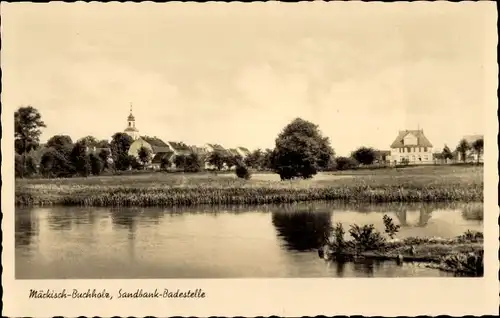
[124,103,139,140]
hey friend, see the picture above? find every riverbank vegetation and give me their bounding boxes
[16,164,482,207]
[320,216,484,277]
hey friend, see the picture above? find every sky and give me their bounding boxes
[2,2,496,156]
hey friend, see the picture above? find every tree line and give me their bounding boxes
[14,105,484,180]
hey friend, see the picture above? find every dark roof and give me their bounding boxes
[140,136,171,153]
[390,130,433,148]
[125,127,138,132]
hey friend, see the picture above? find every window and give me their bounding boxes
[418,147,421,152]
[424,147,427,152]
[129,122,131,127]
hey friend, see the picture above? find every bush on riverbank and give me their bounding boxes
[321,216,484,277]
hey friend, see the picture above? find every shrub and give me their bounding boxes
[383,214,400,239]
[348,224,386,251]
[351,147,377,165]
[457,230,483,242]
[329,222,348,254]
[235,165,251,180]
[440,250,483,277]
[335,156,358,171]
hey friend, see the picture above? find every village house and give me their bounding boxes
[389,129,434,165]
[457,134,484,163]
[128,136,173,169]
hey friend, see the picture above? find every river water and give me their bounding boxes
[15,202,483,279]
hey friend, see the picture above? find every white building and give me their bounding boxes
[389,129,434,165]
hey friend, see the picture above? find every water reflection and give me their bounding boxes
[271,204,332,251]
[461,202,484,221]
[15,201,483,279]
[15,210,38,247]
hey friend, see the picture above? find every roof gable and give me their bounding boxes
[140,136,169,148]
[390,130,433,148]
[168,141,191,152]
[237,147,251,155]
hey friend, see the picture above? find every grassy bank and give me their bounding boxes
[15,165,483,207]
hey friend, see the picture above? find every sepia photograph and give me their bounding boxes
[2,1,498,316]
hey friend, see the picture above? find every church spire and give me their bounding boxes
[125,102,139,140]
[127,102,135,122]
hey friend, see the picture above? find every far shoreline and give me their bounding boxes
[15,165,483,208]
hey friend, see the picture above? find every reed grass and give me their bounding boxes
[16,166,483,207]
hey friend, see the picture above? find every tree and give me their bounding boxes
[39,148,74,178]
[244,149,263,169]
[15,106,46,178]
[14,106,46,154]
[98,148,111,171]
[442,145,453,161]
[472,138,484,164]
[15,153,38,178]
[456,139,471,163]
[261,148,275,170]
[15,154,24,178]
[138,146,152,169]
[77,136,99,148]
[70,141,91,177]
[160,154,173,170]
[96,139,111,148]
[224,154,242,170]
[46,135,73,154]
[129,155,142,170]
[272,118,334,180]
[110,133,134,170]
[174,154,188,170]
[351,147,377,165]
[184,152,203,172]
[115,152,132,171]
[89,153,103,176]
[208,150,225,171]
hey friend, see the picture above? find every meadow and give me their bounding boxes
[15,164,483,207]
